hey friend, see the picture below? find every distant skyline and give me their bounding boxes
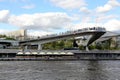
[0,0,120,36]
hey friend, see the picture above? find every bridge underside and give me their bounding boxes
[84,32,105,51]
[0,42,11,45]
[0,42,12,49]
[87,32,105,46]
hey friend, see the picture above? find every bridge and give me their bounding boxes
[0,39,19,48]
[20,27,106,51]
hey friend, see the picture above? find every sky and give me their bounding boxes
[0,0,120,36]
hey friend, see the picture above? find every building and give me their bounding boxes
[5,29,27,41]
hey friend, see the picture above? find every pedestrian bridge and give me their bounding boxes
[20,27,106,50]
[0,39,19,48]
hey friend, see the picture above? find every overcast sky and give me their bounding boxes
[0,0,120,36]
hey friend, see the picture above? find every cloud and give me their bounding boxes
[0,29,9,34]
[0,10,10,23]
[0,9,120,36]
[22,4,35,9]
[8,12,73,31]
[96,14,118,23]
[28,30,53,37]
[67,19,120,32]
[0,10,74,33]
[68,23,102,30]
[96,0,120,13]
[81,16,91,23]
[108,0,120,7]
[50,0,86,10]
[80,7,91,14]
[96,4,112,13]
[104,19,120,31]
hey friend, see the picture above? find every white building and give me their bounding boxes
[5,29,27,41]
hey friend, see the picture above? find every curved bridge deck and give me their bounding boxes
[20,27,106,47]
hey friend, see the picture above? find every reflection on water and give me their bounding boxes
[0,61,119,80]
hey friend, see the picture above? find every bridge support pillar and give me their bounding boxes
[38,44,42,50]
[25,45,28,50]
[85,46,89,51]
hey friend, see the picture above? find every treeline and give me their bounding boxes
[42,39,86,50]
[0,34,6,38]
[42,39,120,50]
[0,34,15,40]
[89,39,119,50]
[42,39,73,50]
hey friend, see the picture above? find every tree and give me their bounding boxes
[58,40,65,49]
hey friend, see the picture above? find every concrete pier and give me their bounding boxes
[0,49,120,60]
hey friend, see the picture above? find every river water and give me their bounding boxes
[0,60,119,80]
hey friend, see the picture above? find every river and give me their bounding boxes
[0,60,119,80]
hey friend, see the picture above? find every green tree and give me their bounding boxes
[58,40,65,49]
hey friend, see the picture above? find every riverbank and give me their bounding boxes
[0,49,120,60]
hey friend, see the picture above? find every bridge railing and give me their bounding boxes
[39,27,106,38]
